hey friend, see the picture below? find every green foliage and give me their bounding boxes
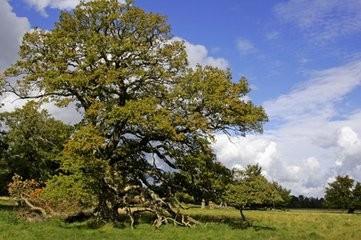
[42,125,112,215]
[352,182,361,209]
[272,181,292,207]
[325,175,354,210]
[2,0,267,224]
[225,165,283,220]
[325,175,361,212]
[173,151,232,205]
[42,174,97,214]
[0,102,72,194]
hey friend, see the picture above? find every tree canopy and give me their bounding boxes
[0,102,72,194]
[225,165,283,221]
[171,151,232,206]
[325,175,361,213]
[1,0,267,226]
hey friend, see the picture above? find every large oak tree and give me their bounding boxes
[1,0,267,226]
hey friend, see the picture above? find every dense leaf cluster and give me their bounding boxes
[325,175,361,213]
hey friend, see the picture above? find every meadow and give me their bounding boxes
[1,201,361,240]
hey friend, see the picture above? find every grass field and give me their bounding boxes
[1,203,361,240]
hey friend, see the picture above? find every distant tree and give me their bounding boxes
[324,175,361,213]
[224,165,282,222]
[0,101,72,193]
[352,182,361,210]
[288,195,324,209]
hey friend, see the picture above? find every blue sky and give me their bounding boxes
[12,0,361,103]
[1,0,361,196]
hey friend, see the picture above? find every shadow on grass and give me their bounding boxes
[189,213,276,231]
[60,212,157,230]
[59,210,276,232]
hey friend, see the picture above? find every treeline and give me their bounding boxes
[287,195,325,209]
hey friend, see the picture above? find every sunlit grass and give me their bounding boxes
[1,201,361,240]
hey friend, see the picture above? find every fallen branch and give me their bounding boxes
[20,196,47,217]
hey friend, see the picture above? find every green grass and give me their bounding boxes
[0,197,17,206]
[1,204,361,240]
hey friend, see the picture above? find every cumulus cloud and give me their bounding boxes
[24,0,125,16]
[335,127,361,178]
[215,59,361,196]
[173,37,229,70]
[213,133,330,196]
[274,0,361,42]
[213,134,277,171]
[0,0,31,71]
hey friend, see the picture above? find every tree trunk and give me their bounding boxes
[239,207,246,222]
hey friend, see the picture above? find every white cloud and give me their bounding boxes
[0,0,31,71]
[173,37,229,70]
[24,0,79,15]
[237,37,258,55]
[214,134,277,171]
[0,92,82,125]
[335,127,361,178]
[337,127,361,154]
[264,61,361,121]
[274,0,361,42]
[24,0,125,16]
[215,59,361,197]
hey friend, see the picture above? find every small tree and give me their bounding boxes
[325,175,361,213]
[224,165,282,222]
[0,101,72,193]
